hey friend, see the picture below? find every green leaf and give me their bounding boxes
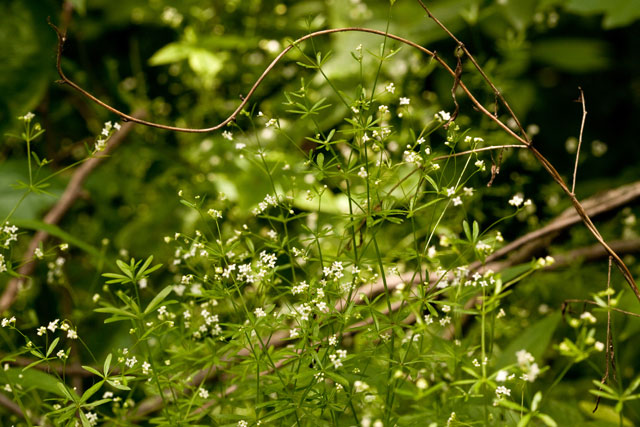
[12,218,106,264]
[517,412,532,427]
[149,42,191,66]
[5,367,68,397]
[103,353,112,374]
[80,380,104,404]
[565,0,640,28]
[531,391,542,412]
[82,365,102,377]
[536,413,558,427]
[143,285,174,315]
[46,337,60,357]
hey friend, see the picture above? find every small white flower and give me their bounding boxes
[594,341,605,352]
[125,356,138,368]
[463,187,474,197]
[508,194,524,207]
[142,361,151,374]
[67,329,78,339]
[495,370,508,382]
[399,97,410,105]
[358,167,368,178]
[47,319,60,332]
[378,105,389,115]
[385,82,395,93]
[496,385,511,397]
[21,112,35,121]
[57,350,67,360]
[254,307,266,318]
[222,131,233,141]
[198,387,209,399]
[452,196,462,206]
[1,317,15,328]
[435,110,451,122]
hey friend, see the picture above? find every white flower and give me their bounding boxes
[495,370,508,382]
[385,82,395,93]
[417,137,425,145]
[290,328,300,338]
[265,118,277,128]
[238,421,248,427]
[475,159,486,170]
[207,208,222,219]
[254,307,266,318]
[47,319,60,332]
[416,378,427,389]
[222,131,233,141]
[57,350,67,360]
[1,317,15,328]
[463,187,474,196]
[198,387,209,399]
[516,349,534,367]
[20,112,35,121]
[509,194,524,207]
[399,97,410,105]
[378,105,389,115]
[235,142,246,150]
[37,326,46,336]
[452,197,462,206]
[527,363,540,382]
[496,385,511,397]
[594,341,605,352]
[435,110,451,122]
[446,187,456,197]
[580,312,597,324]
[125,356,138,368]
[142,361,151,374]
[67,329,78,339]
[358,167,368,178]
[85,411,98,426]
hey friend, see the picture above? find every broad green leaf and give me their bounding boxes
[5,367,68,397]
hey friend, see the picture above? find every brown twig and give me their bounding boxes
[0,111,145,313]
[572,87,587,195]
[0,393,24,418]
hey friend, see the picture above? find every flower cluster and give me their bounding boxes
[95,121,121,152]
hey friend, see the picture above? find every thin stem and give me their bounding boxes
[572,87,587,195]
